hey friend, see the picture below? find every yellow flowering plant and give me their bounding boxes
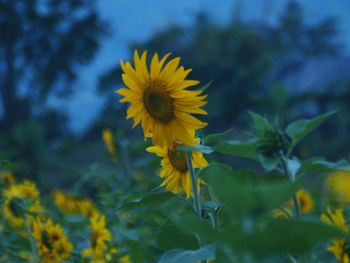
[2,50,350,263]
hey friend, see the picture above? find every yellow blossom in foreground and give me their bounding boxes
[327,171,350,204]
[102,128,118,159]
[82,214,112,263]
[3,180,42,228]
[118,50,207,149]
[32,218,73,263]
[147,137,208,198]
[321,207,349,263]
[52,191,99,218]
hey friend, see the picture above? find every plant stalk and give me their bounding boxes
[280,157,300,219]
[186,151,202,221]
[25,216,38,263]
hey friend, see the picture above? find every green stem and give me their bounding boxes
[120,139,132,186]
[280,157,300,219]
[292,193,300,219]
[186,151,205,263]
[25,216,38,262]
[185,152,202,221]
[206,185,220,231]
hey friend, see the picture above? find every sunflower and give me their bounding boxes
[32,218,73,263]
[117,50,207,149]
[52,191,99,218]
[327,171,350,205]
[82,214,112,262]
[146,137,208,198]
[3,180,42,228]
[274,188,313,218]
[321,207,349,263]
[296,189,314,214]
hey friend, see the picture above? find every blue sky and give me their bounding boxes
[50,0,350,133]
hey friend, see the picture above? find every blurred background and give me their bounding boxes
[1,0,350,192]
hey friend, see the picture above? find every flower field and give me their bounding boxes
[1,50,350,263]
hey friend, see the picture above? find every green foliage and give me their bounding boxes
[157,219,199,251]
[158,245,215,263]
[286,111,336,147]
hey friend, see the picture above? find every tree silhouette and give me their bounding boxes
[0,0,107,129]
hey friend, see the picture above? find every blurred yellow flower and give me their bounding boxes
[32,217,73,263]
[121,255,132,263]
[296,189,314,214]
[82,214,112,263]
[321,207,349,263]
[117,50,207,149]
[273,208,292,219]
[0,171,14,188]
[3,180,42,228]
[147,137,208,198]
[102,128,118,159]
[274,188,313,218]
[52,191,99,218]
[327,171,350,204]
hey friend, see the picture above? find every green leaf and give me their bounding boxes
[249,112,272,133]
[219,219,343,258]
[286,158,301,180]
[199,79,213,91]
[286,111,335,145]
[202,201,221,211]
[204,128,234,145]
[249,219,344,257]
[157,245,215,263]
[213,140,259,160]
[175,145,213,154]
[198,164,297,217]
[117,192,177,210]
[157,219,199,251]
[301,158,350,173]
[258,155,279,172]
[126,239,148,263]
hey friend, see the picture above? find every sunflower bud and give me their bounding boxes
[257,127,291,158]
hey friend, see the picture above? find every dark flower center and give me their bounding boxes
[143,83,174,123]
[42,230,52,251]
[91,230,99,249]
[168,149,188,173]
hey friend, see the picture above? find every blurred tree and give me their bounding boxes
[0,0,107,131]
[277,0,339,56]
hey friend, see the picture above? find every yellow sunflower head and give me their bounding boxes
[78,199,100,218]
[118,50,208,149]
[146,137,208,198]
[321,207,348,233]
[296,189,314,214]
[321,207,350,263]
[327,239,350,263]
[3,181,42,228]
[32,217,73,263]
[327,171,350,205]
[52,191,79,214]
[82,214,112,261]
[52,191,99,218]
